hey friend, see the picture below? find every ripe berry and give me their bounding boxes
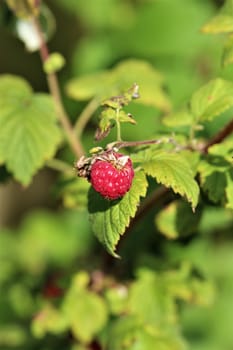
[90,152,134,200]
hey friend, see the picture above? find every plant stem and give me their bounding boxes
[109,139,162,150]
[116,108,122,141]
[75,98,99,137]
[46,159,74,173]
[32,16,85,158]
[201,118,233,153]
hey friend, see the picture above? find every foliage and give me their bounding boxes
[0,0,233,350]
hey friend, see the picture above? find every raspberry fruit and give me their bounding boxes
[90,152,134,200]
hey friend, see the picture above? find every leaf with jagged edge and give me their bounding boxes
[0,75,61,185]
[88,170,148,257]
[191,78,233,122]
[135,150,200,210]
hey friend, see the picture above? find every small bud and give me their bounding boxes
[43,52,65,74]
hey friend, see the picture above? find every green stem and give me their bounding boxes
[75,98,99,137]
[189,124,195,143]
[46,159,74,173]
[106,136,185,151]
[32,15,85,158]
[116,108,122,142]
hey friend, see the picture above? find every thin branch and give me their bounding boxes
[32,16,85,158]
[46,159,74,174]
[201,118,233,153]
[107,139,162,150]
[75,98,99,137]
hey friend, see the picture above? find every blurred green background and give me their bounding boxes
[1,0,233,349]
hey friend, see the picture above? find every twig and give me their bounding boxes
[107,139,162,150]
[32,15,85,158]
[75,98,99,137]
[46,159,74,174]
[201,118,233,153]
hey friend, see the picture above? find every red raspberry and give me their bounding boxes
[90,152,134,200]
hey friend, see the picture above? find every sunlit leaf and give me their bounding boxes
[191,78,233,122]
[0,75,61,185]
[137,150,200,209]
[32,303,68,338]
[202,0,233,34]
[163,108,194,127]
[62,273,108,343]
[88,171,148,257]
[66,59,171,112]
[102,315,187,350]
[222,34,233,67]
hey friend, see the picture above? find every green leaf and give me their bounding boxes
[162,108,194,127]
[66,59,171,112]
[118,110,136,124]
[155,201,202,239]
[66,71,112,101]
[102,315,187,350]
[88,170,148,257]
[202,0,233,34]
[113,60,171,112]
[198,159,230,204]
[208,140,233,162]
[105,285,129,315]
[138,150,200,209]
[222,34,233,67]
[202,14,233,34]
[99,108,116,131]
[226,171,233,209]
[0,75,61,185]
[101,315,142,350]
[128,269,176,326]
[97,106,136,140]
[31,303,68,338]
[62,273,108,343]
[191,78,233,122]
[101,84,140,109]
[202,172,227,203]
[164,263,215,306]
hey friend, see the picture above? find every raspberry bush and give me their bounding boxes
[0,1,233,350]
